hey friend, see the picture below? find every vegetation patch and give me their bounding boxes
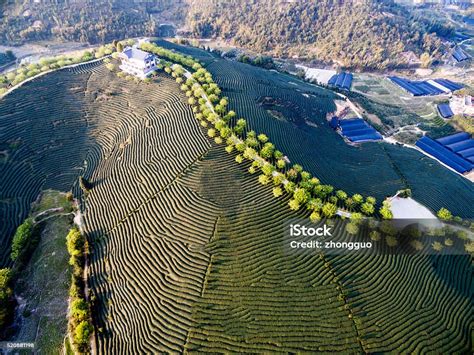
[257,96,308,125]
[1,190,75,351]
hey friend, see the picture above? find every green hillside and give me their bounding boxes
[1,0,455,69]
[0,0,187,44]
[0,41,472,352]
[187,0,452,69]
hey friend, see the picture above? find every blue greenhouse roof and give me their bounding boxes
[437,103,454,118]
[416,133,474,174]
[452,47,470,62]
[389,77,463,97]
[328,72,353,90]
[338,118,382,143]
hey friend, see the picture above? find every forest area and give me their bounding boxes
[187,0,454,69]
[0,0,187,44]
[0,0,456,69]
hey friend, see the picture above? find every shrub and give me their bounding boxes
[79,176,92,192]
[0,268,14,330]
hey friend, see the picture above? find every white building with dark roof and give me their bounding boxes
[118,46,158,79]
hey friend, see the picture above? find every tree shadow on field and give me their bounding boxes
[86,228,114,341]
[91,178,105,189]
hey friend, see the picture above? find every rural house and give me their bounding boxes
[118,46,158,79]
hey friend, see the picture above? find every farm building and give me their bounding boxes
[328,72,353,90]
[416,132,474,174]
[389,76,463,96]
[437,103,454,118]
[452,46,470,62]
[331,117,382,143]
[118,47,158,79]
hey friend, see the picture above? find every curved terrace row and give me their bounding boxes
[139,41,388,220]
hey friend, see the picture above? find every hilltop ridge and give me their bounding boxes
[0,0,455,69]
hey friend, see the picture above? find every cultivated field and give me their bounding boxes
[0,46,472,353]
[182,48,474,218]
[0,67,95,265]
[352,74,441,123]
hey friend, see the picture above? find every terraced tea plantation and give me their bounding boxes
[1,45,472,353]
[0,67,95,265]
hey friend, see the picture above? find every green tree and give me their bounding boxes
[352,194,363,205]
[257,133,268,143]
[361,202,375,216]
[74,320,93,346]
[258,175,270,185]
[288,199,301,211]
[273,187,283,198]
[366,196,376,205]
[346,223,359,235]
[70,298,89,322]
[293,188,310,204]
[379,201,393,220]
[420,52,432,68]
[322,203,337,218]
[283,181,295,194]
[260,143,275,158]
[11,218,33,261]
[66,227,85,269]
[207,128,216,138]
[437,208,452,221]
[270,172,282,185]
[261,163,275,176]
[307,198,323,211]
[310,211,321,223]
[336,190,347,201]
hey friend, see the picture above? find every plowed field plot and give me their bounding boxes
[0,51,472,353]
